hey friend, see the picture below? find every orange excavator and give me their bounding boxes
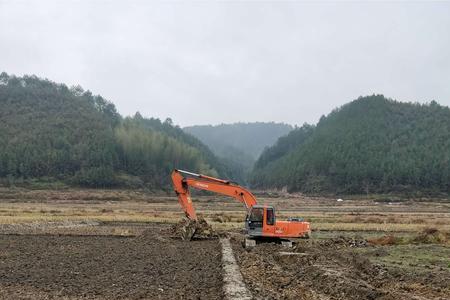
[171,169,310,247]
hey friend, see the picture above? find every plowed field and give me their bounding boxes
[0,225,223,300]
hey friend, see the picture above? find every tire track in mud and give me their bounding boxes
[220,238,252,300]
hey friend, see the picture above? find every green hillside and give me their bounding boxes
[250,95,450,195]
[0,73,226,188]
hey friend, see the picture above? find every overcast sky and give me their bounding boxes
[1,1,449,127]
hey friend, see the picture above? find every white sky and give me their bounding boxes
[1,1,449,126]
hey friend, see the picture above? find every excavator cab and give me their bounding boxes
[245,205,275,237]
[245,204,310,240]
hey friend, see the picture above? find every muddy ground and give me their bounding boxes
[0,224,223,300]
[231,236,450,300]
[1,187,450,300]
[2,223,449,300]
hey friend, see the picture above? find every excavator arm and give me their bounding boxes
[171,169,257,220]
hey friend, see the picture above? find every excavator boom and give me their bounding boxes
[171,169,257,220]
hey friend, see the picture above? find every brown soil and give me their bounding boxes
[368,235,398,246]
[231,236,450,300]
[168,217,218,241]
[0,224,223,300]
[2,220,450,300]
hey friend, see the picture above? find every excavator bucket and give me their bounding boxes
[172,217,216,241]
[180,218,198,241]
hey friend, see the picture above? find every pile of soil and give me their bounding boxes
[412,228,450,244]
[231,235,450,300]
[0,224,223,299]
[169,217,217,240]
[367,235,399,246]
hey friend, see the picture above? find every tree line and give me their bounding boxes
[2,74,449,195]
[0,73,226,188]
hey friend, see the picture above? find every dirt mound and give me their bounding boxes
[169,217,217,240]
[367,235,398,246]
[412,227,450,244]
[136,225,173,243]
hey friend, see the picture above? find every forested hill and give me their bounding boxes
[0,73,228,188]
[183,122,292,182]
[251,95,450,195]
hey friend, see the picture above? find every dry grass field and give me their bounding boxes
[1,187,449,232]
